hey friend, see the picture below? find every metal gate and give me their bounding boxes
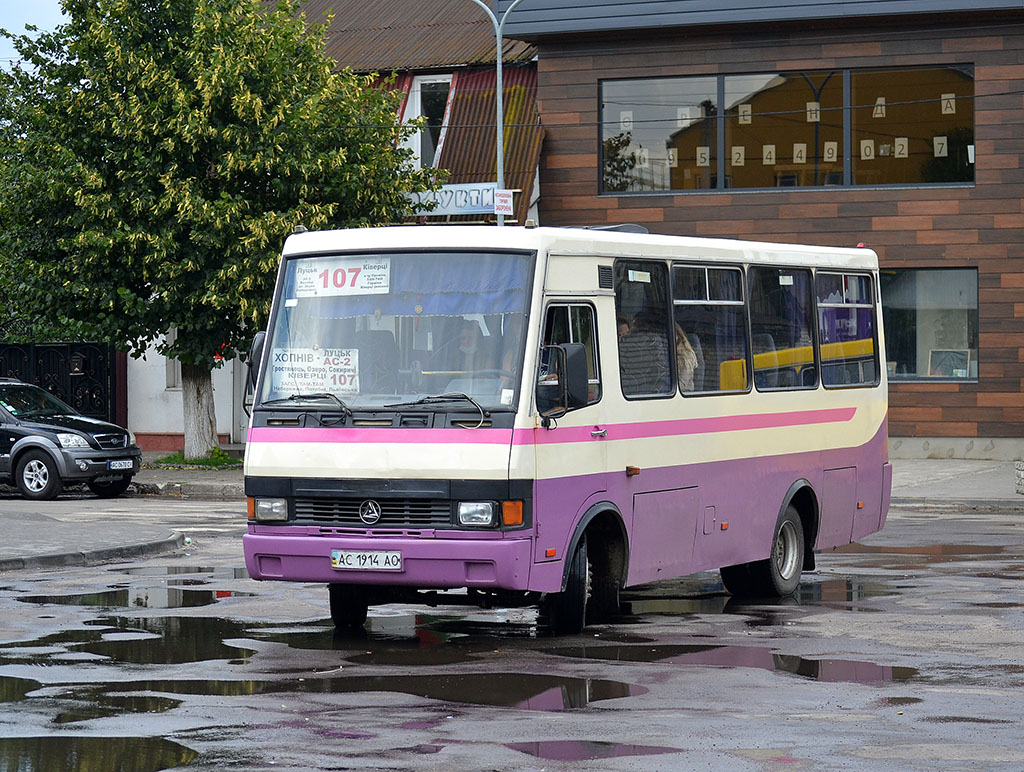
[0,343,117,423]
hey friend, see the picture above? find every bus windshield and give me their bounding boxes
[259,250,534,410]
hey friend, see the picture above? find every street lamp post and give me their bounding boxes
[465,0,529,226]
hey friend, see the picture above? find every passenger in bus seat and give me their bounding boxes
[675,324,698,392]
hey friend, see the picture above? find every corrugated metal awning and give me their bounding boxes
[432,64,544,224]
[299,0,535,72]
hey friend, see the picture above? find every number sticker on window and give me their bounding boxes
[293,257,390,298]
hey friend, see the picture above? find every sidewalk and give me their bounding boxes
[1,457,1022,572]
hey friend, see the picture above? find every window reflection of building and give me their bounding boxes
[600,66,974,192]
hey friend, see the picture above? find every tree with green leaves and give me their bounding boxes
[0,0,438,457]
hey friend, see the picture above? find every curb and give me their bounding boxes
[890,497,1024,513]
[130,481,245,501]
[0,532,185,572]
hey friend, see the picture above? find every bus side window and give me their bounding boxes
[615,261,674,398]
[816,272,878,387]
[541,304,602,404]
[749,267,817,390]
[672,264,749,393]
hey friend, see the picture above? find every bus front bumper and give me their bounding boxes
[243,528,534,590]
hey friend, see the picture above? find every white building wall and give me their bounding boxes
[126,341,240,450]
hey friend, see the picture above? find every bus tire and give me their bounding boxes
[721,506,805,598]
[752,506,805,597]
[328,584,369,630]
[542,536,590,635]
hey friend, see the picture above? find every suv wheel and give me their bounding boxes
[16,450,63,501]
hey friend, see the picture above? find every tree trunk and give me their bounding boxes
[181,363,218,460]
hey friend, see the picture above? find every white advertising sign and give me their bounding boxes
[270,348,360,396]
[494,189,514,216]
[293,257,390,299]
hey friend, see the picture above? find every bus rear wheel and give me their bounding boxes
[721,506,805,598]
[328,584,369,630]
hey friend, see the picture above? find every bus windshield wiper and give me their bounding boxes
[385,392,490,420]
[263,393,353,417]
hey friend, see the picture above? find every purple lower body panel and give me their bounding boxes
[243,528,533,590]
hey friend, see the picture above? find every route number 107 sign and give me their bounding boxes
[293,257,390,298]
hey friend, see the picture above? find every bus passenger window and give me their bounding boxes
[541,304,602,404]
[749,267,816,390]
[672,264,749,393]
[615,261,673,398]
[816,272,878,386]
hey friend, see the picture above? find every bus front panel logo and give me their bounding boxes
[359,500,382,525]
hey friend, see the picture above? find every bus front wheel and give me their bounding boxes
[328,584,369,630]
[721,506,804,598]
[541,536,590,635]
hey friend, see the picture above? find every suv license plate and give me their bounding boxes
[109,459,133,470]
[331,550,402,571]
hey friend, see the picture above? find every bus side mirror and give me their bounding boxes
[536,343,588,425]
[247,331,266,393]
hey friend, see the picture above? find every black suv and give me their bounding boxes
[0,378,141,500]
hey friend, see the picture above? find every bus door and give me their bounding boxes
[532,301,607,565]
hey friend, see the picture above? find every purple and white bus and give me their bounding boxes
[243,225,891,633]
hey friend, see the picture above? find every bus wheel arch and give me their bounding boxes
[544,503,628,633]
[782,479,819,572]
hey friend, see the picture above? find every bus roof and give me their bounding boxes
[282,225,879,271]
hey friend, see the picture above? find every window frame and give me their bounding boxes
[614,259,676,401]
[815,270,880,390]
[598,64,975,195]
[671,262,751,396]
[747,265,819,392]
[541,301,603,407]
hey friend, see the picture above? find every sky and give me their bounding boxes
[0,0,66,67]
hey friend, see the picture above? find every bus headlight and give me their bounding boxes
[457,501,497,527]
[254,498,289,522]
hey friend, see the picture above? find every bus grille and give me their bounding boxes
[293,498,452,527]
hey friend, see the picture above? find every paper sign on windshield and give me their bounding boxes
[270,348,359,396]
[293,257,390,298]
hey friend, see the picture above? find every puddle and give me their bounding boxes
[1,676,42,702]
[17,587,248,610]
[54,694,181,724]
[876,696,924,707]
[121,565,249,579]
[507,740,683,761]
[101,672,646,710]
[0,736,196,771]
[834,544,1005,564]
[547,644,916,684]
[619,579,897,620]
[923,716,1014,724]
[2,616,255,666]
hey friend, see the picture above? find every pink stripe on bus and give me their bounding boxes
[514,407,857,445]
[247,407,856,447]
[247,426,514,445]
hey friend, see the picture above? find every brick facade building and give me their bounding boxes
[500,1,1024,458]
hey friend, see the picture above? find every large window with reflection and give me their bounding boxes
[600,66,975,193]
[880,268,978,381]
[601,77,717,192]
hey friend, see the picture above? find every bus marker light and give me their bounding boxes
[721,522,729,531]
[857,501,864,509]
[626,466,641,477]
[545,548,557,557]
[502,500,524,526]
